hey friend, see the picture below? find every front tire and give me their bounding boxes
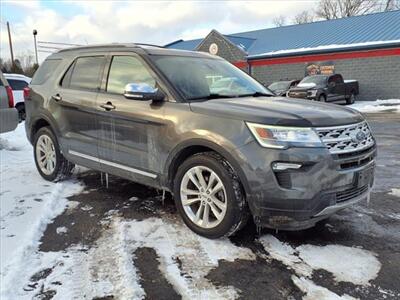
[318,95,326,102]
[34,127,74,182]
[174,152,249,239]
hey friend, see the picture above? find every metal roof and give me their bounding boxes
[165,10,400,58]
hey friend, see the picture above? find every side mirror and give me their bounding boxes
[328,81,336,88]
[124,83,165,102]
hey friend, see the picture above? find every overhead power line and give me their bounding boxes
[37,41,83,46]
[38,49,56,53]
[37,45,64,50]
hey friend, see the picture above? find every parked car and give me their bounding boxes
[287,74,359,104]
[25,44,376,238]
[0,71,18,134]
[268,79,300,96]
[4,73,31,121]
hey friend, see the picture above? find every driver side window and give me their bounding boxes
[106,56,156,94]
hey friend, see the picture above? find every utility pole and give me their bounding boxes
[33,29,38,64]
[7,21,15,64]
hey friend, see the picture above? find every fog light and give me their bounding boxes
[272,162,302,171]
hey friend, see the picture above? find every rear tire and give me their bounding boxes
[174,152,249,239]
[346,92,356,105]
[16,104,25,122]
[33,127,74,182]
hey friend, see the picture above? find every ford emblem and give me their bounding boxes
[353,131,366,142]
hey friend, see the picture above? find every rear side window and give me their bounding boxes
[31,59,61,85]
[7,79,29,90]
[66,56,105,91]
[106,56,155,94]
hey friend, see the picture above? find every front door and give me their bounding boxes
[96,54,166,182]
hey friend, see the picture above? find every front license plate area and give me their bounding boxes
[357,167,374,187]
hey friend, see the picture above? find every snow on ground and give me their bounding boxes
[349,99,400,113]
[0,120,396,299]
[259,234,381,298]
[0,124,256,299]
[292,276,357,300]
[390,188,400,197]
[0,124,83,299]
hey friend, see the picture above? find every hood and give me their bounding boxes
[271,89,287,96]
[189,97,364,127]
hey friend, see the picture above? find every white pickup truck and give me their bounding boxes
[4,73,31,121]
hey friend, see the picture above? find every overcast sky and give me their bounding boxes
[1,0,317,63]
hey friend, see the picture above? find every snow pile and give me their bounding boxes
[259,234,381,299]
[349,99,400,113]
[389,188,400,197]
[0,123,83,299]
[292,276,357,300]
[297,244,381,286]
[123,217,255,299]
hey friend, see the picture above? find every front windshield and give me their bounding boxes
[151,55,273,100]
[300,75,327,85]
[268,81,290,91]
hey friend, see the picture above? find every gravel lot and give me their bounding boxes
[1,111,399,300]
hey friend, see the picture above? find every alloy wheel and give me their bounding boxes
[36,134,56,175]
[180,166,227,229]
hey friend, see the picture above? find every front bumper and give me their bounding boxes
[233,140,376,230]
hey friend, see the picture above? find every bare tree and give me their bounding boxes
[292,11,315,24]
[273,15,287,27]
[316,0,379,19]
[382,0,400,10]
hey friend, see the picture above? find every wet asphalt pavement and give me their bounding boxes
[36,112,400,300]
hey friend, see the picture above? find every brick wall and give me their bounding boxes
[196,30,246,63]
[250,55,400,101]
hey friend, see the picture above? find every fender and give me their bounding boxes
[164,138,251,198]
[28,109,61,143]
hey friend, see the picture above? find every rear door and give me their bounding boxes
[95,53,166,182]
[54,55,106,162]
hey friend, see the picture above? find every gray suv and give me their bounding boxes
[0,71,18,133]
[25,44,376,238]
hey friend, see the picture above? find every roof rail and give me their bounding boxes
[133,43,164,48]
[57,43,164,53]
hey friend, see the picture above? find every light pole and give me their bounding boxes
[33,29,38,64]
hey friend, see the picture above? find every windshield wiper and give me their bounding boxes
[238,91,274,98]
[187,93,234,101]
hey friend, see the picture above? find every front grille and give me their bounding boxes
[316,121,375,154]
[340,155,374,170]
[336,185,369,203]
[289,91,307,98]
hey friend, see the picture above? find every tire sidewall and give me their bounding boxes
[174,154,243,238]
[33,127,63,181]
[318,95,326,102]
[347,93,355,105]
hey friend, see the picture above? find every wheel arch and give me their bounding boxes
[165,139,250,198]
[29,114,59,144]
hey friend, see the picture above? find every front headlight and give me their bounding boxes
[308,90,318,97]
[246,122,324,149]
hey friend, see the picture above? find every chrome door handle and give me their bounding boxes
[52,94,62,102]
[100,102,116,111]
